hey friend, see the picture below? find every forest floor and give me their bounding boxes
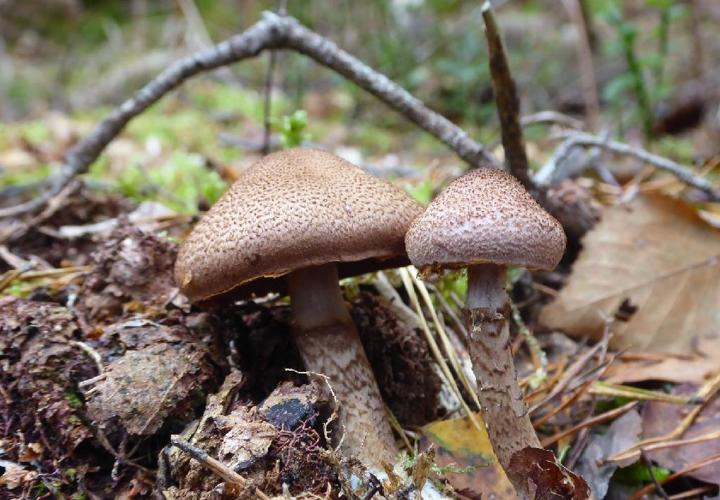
[1,2,720,497]
[1,80,719,499]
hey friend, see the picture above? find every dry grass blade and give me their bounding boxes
[629,453,720,500]
[407,265,482,412]
[608,372,720,462]
[529,338,606,414]
[589,382,700,405]
[398,267,484,436]
[541,401,638,448]
[510,299,548,389]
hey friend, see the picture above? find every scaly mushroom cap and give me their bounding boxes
[175,148,423,302]
[405,168,566,272]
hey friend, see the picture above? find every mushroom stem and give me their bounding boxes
[465,264,541,488]
[286,263,399,469]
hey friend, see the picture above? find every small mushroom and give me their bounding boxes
[175,148,422,469]
[405,168,566,493]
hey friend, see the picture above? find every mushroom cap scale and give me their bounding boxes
[175,148,423,302]
[405,168,566,272]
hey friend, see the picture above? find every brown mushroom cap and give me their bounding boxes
[175,148,423,302]
[405,168,566,272]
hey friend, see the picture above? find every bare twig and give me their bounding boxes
[541,401,638,448]
[170,436,271,499]
[521,110,585,130]
[609,372,720,462]
[544,131,720,200]
[0,11,497,219]
[70,340,104,375]
[510,299,547,389]
[481,1,532,190]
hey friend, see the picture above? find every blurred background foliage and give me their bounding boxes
[1,0,718,213]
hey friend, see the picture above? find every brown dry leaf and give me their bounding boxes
[643,384,720,485]
[507,448,590,500]
[540,194,720,352]
[604,337,720,385]
[420,414,516,499]
[0,461,38,490]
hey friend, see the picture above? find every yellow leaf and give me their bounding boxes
[540,194,720,353]
[422,414,516,498]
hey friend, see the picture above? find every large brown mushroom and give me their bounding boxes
[405,167,566,496]
[175,148,422,469]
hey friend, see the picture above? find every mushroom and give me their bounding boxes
[175,148,422,469]
[404,168,566,492]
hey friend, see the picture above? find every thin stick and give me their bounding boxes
[553,131,720,200]
[0,11,497,219]
[541,401,638,448]
[509,299,547,389]
[481,1,532,190]
[669,486,717,500]
[532,379,593,429]
[609,429,720,465]
[641,451,670,500]
[521,111,585,130]
[170,436,271,499]
[609,372,720,462]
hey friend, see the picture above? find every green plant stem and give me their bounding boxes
[622,34,653,140]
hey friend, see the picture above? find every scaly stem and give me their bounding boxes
[287,263,398,470]
[466,264,540,498]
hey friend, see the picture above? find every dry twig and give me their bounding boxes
[548,131,720,200]
[540,401,638,448]
[609,372,720,462]
[170,436,271,499]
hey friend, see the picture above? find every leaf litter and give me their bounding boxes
[2,86,720,499]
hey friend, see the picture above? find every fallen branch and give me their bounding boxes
[546,131,720,200]
[0,11,497,219]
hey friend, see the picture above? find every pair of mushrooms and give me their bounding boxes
[175,148,565,488]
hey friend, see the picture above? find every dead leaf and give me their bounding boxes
[421,414,516,499]
[507,448,590,500]
[642,384,720,485]
[0,461,38,490]
[216,407,276,471]
[604,336,720,385]
[540,194,720,353]
[574,409,642,499]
